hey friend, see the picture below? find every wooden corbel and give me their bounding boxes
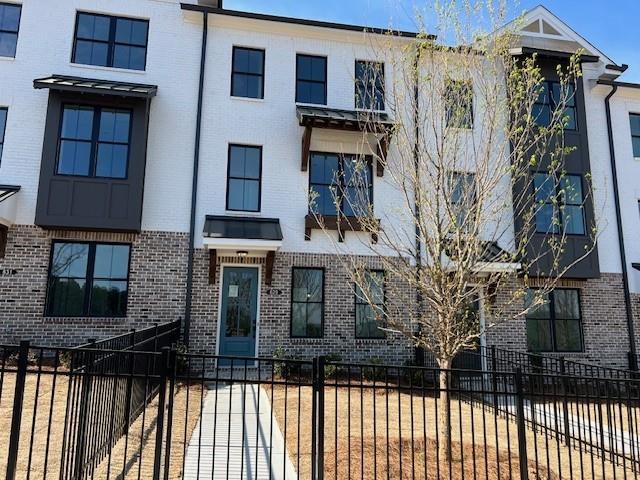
[0,225,8,259]
[376,132,389,177]
[265,251,276,286]
[301,125,312,172]
[208,249,217,285]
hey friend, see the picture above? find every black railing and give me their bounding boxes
[3,346,640,479]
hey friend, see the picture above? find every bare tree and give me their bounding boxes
[309,0,597,461]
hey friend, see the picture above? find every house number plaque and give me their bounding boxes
[0,269,18,277]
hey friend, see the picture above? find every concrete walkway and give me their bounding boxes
[182,383,298,480]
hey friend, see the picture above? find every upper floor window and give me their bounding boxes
[310,153,373,218]
[445,79,473,129]
[533,81,577,130]
[73,12,149,71]
[0,107,6,162]
[226,144,261,212]
[533,173,585,235]
[296,54,327,105]
[46,241,131,318]
[355,60,385,111]
[629,114,640,158]
[291,267,324,338]
[450,172,476,228]
[526,288,583,352]
[355,270,386,339]
[231,47,265,99]
[0,2,21,57]
[57,105,131,179]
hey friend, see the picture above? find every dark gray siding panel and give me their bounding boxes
[35,92,148,232]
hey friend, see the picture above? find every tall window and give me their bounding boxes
[533,173,585,235]
[296,54,327,105]
[0,2,21,58]
[533,81,577,130]
[355,61,385,111]
[309,153,373,217]
[629,114,640,158]
[291,268,324,338]
[231,47,265,99]
[450,172,476,228]
[46,242,131,317]
[526,289,583,352]
[73,13,149,70]
[226,145,261,212]
[57,105,131,178]
[0,107,6,162]
[355,270,385,339]
[445,79,473,129]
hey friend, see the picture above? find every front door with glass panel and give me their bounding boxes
[219,267,259,363]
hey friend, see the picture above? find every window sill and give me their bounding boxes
[0,56,16,62]
[44,316,127,325]
[289,337,324,344]
[230,96,265,104]
[225,210,262,217]
[69,63,147,75]
[355,337,387,343]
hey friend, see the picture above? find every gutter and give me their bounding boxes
[601,81,638,367]
[182,9,209,346]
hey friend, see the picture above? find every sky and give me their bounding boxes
[225,0,640,82]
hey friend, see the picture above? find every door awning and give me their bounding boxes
[297,106,394,176]
[34,75,158,99]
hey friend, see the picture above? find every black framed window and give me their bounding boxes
[533,81,577,130]
[226,145,261,212]
[355,270,385,339]
[445,79,473,129]
[291,268,324,338]
[450,172,476,228]
[73,12,149,71]
[355,60,385,111]
[526,289,583,352]
[533,173,585,235]
[296,54,327,105]
[310,153,373,217]
[0,2,20,58]
[629,114,640,158]
[57,104,131,178]
[0,107,6,162]
[231,47,265,99]
[46,241,131,318]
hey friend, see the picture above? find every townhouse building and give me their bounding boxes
[0,0,638,368]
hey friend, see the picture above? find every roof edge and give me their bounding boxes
[180,3,429,39]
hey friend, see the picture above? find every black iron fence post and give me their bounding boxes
[560,357,571,447]
[316,356,326,480]
[152,347,171,480]
[491,346,498,411]
[162,347,178,480]
[73,340,96,479]
[514,368,529,480]
[6,340,30,480]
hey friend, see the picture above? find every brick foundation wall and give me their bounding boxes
[0,224,188,346]
[188,250,416,364]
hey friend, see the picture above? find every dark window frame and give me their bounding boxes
[45,240,132,318]
[0,2,21,58]
[230,46,265,100]
[290,267,325,338]
[354,269,386,339]
[526,288,584,353]
[533,172,586,236]
[449,171,477,228]
[355,60,385,111]
[225,144,263,213]
[71,11,150,71]
[0,106,6,164]
[629,113,640,158]
[533,80,578,131]
[308,152,374,218]
[55,102,133,179]
[296,54,328,105]
[445,79,474,129]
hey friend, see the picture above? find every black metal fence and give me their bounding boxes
[2,337,640,479]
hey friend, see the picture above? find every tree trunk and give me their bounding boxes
[438,357,453,463]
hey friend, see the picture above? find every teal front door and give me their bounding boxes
[219,267,259,363]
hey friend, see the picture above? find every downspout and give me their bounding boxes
[413,45,424,359]
[184,10,208,346]
[603,83,637,367]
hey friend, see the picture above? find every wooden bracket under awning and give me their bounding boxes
[208,249,217,285]
[265,251,275,286]
[0,225,7,259]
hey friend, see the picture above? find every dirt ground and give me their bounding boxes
[267,384,636,480]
